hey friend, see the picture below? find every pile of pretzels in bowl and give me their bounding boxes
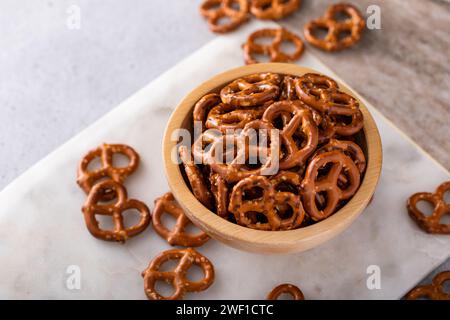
[179,71,367,231]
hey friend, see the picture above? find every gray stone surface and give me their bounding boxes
[0,0,448,297]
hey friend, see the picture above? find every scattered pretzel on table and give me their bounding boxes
[199,0,249,33]
[142,248,215,300]
[152,192,210,247]
[243,28,304,64]
[82,180,151,242]
[304,3,365,52]
[405,270,450,300]
[407,181,450,234]
[250,0,301,20]
[77,143,139,200]
[267,283,305,300]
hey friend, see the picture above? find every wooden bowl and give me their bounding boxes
[163,63,382,254]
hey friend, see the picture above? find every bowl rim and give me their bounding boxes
[162,63,382,253]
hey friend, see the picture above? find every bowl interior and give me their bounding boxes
[163,63,382,254]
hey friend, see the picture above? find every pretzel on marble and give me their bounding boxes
[405,271,450,300]
[407,181,450,234]
[210,173,229,218]
[179,146,214,209]
[82,180,150,242]
[250,0,301,20]
[199,0,249,33]
[205,102,266,132]
[262,100,318,169]
[142,248,215,300]
[208,120,281,183]
[220,73,281,107]
[229,175,305,230]
[304,3,365,52]
[243,28,304,65]
[193,93,222,127]
[152,192,210,247]
[77,143,139,200]
[267,283,305,300]
[301,150,360,221]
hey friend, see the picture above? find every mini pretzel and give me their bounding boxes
[301,150,360,221]
[152,193,210,247]
[208,120,281,183]
[193,93,221,127]
[407,181,450,234]
[221,73,281,107]
[199,0,249,33]
[315,139,366,174]
[243,28,304,64]
[82,180,150,242]
[304,3,365,52]
[405,271,450,300]
[205,103,265,132]
[77,143,139,200]
[229,175,305,230]
[142,248,215,300]
[262,100,318,169]
[210,173,229,218]
[179,146,214,209]
[267,283,305,300]
[295,73,339,111]
[250,0,301,20]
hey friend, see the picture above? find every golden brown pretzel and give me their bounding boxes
[295,73,339,110]
[280,76,298,100]
[179,146,214,209]
[267,283,305,300]
[142,248,215,300]
[262,100,318,169]
[250,0,301,20]
[77,143,139,200]
[304,3,365,52]
[210,173,229,218]
[193,93,221,127]
[315,139,366,174]
[220,73,281,107]
[152,192,210,247]
[407,181,450,234]
[82,180,151,242]
[301,150,360,221]
[208,120,281,183]
[199,0,249,33]
[243,28,304,64]
[205,103,265,132]
[229,175,305,230]
[405,271,450,300]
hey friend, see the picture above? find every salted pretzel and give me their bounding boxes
[407,181,450,234]
[229,175,305,230]
[193,93,221,127]
[152,193,210,247]
[210,173,229,218]
[243,28,304,65]
[295,73,339,110]
[142,248,215,300]
[267,283,305,300]
[304,3,365,52]
[179,146,214,209]
[208,120,281,183]
[220,73,281,107]
[250,0,300,20]
[405,271,450,300]
[205,103,266,132]
[77,143,139,200]
[301,150,360,221]
[82,180,150,242]
[262,100,318,169]
[315,139,366,174]
[199,0,249,33]
[280,76,298,100]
